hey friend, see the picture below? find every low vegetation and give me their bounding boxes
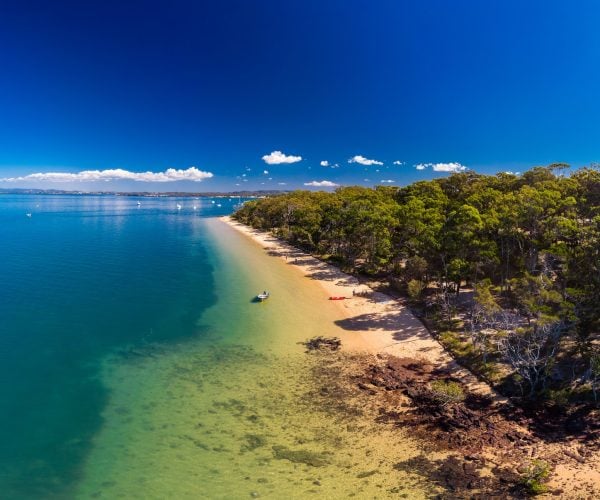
[429,379,465,406]
[520,459,552,495]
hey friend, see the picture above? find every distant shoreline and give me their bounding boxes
[0,188,287,197]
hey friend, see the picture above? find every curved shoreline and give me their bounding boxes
[221,216,600,497]
[221,216,496,398]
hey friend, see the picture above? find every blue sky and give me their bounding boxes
[1,0,600,191]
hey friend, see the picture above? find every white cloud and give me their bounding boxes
[303,180,339,187]
[320,160,329,167]
[262,150,302,165]
[393,160,404,165]
[380,179,395,183]
[0,167,213,183]
[414,162,467,173]
[348,155,383,166]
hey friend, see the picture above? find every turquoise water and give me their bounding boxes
[0,194,430,499]
[0,195,241,498]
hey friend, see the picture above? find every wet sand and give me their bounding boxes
[222,216,495,397]
[222,216,600,498]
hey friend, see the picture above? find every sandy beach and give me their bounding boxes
[222,216,495,397]
[222,216,600,497]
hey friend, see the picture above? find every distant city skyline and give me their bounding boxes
[1,0,599,191]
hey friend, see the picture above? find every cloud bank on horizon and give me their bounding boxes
[0,167,214,183]
[0,152,470,190]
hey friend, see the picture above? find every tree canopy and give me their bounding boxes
[234,166,600,401]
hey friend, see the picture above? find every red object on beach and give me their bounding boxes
[329,296,346,300]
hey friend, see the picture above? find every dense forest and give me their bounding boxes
[234,165,600,408]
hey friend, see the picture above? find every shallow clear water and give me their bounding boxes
[0,195,238,497]
[0,194,430,499]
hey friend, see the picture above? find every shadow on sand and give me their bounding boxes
[334,310,432,343]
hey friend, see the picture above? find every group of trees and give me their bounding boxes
[234,165,600,402]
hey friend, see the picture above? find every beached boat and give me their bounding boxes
[256,291,270,301]
[329,296,346,300]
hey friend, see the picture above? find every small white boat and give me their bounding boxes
[176,204,182,210]
[137,201,141,206]
[193,205,198,210]
[211,200,215,204]
[256,291,270,301]
[26,213,32,218]
[216,203,222,207]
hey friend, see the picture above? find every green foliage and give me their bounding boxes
[234,166,600,398]
[544,388,571,407]
[474,279,501,315]
[403,255,428,281]
[407,279,426,302]
[520,459,551,495]
[439,331,473,355]
[439,330,500,381]
[430,379,465,405]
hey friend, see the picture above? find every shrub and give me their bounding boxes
[407,279,426,301]
[430,379,465,405]
[544,388,571,407]
[520,459,551,495]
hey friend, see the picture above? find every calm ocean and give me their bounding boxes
[0,194,427,499]
[0,194,237,497]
